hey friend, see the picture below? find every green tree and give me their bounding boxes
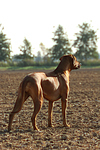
[39,42,51,64]
[0,24,11,61]
[39,42,47,56]
[50,25,72,61]
[73,23,98,62]
[18,38,33,59]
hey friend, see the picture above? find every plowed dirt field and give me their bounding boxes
[0,69,100,149]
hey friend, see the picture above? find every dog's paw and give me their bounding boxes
[48,124,54,128]
[64,124,70,128]
[34,126,39,131]
[8,127,11,132]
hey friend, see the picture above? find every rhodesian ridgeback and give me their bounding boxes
[8,54,80,131]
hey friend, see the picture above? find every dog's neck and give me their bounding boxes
[54,61,72,74]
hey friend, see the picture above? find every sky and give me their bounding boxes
[0,0,100,56]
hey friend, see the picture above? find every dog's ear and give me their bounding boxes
[60,55,73,61]
[71,55,76,66]
[60,54,75,62]
[60,55,68,61]
[59,56,64,61]
[66,54,76,66]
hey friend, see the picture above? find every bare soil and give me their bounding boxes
[0,69,100,150]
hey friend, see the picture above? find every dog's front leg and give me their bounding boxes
[61,98,70,127]
[48,101,53,127]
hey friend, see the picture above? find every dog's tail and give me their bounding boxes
[12,76,30,114]
[8,75,32,131]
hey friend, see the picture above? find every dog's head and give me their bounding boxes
[60,54,81,70]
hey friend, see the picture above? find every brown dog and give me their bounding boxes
[8,54,80,131]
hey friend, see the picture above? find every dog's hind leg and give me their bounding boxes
[31,98,43,130]
[8,92,29,131]
[31,87,43,131]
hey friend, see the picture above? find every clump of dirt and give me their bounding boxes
[0,69,100,149]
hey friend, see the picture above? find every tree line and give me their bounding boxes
[0,23,99,66]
